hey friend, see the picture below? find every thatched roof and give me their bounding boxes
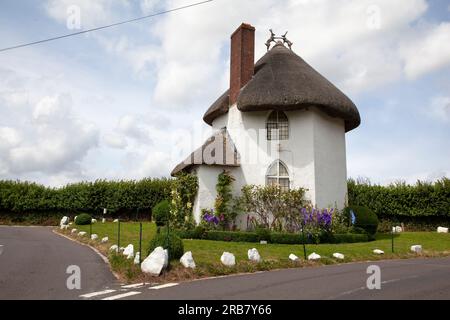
[171,128,240,176]
[203,42,360,132]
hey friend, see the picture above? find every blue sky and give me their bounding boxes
[0,0,449,186]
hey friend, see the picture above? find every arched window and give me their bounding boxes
[266,111,289,140]
[266,160,290,191]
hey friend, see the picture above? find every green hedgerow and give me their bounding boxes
[152,200,170,227]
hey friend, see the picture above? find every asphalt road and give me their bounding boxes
[122,256,450,300]
[0,226,117,300]
[1,226,450,300]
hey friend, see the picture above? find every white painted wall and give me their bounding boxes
[194,104,348,229]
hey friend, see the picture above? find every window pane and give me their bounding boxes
[279,178,290,191]
[267,177,278,186]
[266,111,288,141]
[279,162,289,176]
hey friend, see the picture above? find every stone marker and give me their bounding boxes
[91,218,97,224]
[102,218,106,223]
[123,244,134,259]
[247,248,261,262]
[260,240,268,245]
[110,245,118,252]
[71,228,77,234]
[410,245,422,253]
[373,249,384,254]
[101,237,109,243]
[78,231,87,237]
[141,246,168,276]
[220,252,236,266]
[60,216,69,226]
[332,252,345,260]
[308,252,321,261]
[91,234,98,240]
[289,254,299,261]
[437,226,448,233]
[134,252,140,265]
[180,251,196,269]
[113,219,119,223]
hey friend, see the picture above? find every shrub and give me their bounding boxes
[152,200,170,227]
[147,232,184,260]
[344,206,379,240]
[255,227,271,242]
[270,232,305,244]
[205,231,258,242]
[192,225,207,239]
[75,213,92,225]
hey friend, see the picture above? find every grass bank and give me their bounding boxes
[58,221,450,284]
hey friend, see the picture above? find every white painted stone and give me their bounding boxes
[437,226,448,233]
[71,228,77,234]
[91,218,97,224]
[60,225,68,230]
[260,240,268,245]
[220,252,236,266]
[373,249,384,255]
[308,252,321,261]
[247,248,261,262]
[91,234,98,240]
[410,245,422,253]
[332,252,345,260]
[78,231,87,237]
[60,216,69,226]
[110,245,119,252]
[141,246,168,276]
[101,237,108,243]
[289,254,299,261]
[119,247,125,252]
[74,215,78,221]
[113,219,119,223]
[123,244,134,259]
[102,218,106,223]
[180,251,196,269]
[392,226,402,233]
[134,252,140,265]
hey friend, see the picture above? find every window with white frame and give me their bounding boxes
[266,160,290,191]
[266,111,289,140]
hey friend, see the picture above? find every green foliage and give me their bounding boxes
[75,213,92,225]
[214,171,236,228]
[239,185,309,231]
[347,177,450,219]
[147,232,184,260]
[152,200,170,227]
[205,230,259,242]
[170,172,198,229]
[344,205,379,240]
[255,227,271,242]
[0,178,173,219]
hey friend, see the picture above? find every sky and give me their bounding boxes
[0,0,449,187]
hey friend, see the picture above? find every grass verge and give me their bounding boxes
[57,221,450,284]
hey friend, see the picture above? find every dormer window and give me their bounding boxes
[266,111,289,140]
[266,160,290,191]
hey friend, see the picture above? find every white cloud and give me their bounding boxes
[401,22,450,79]
[103,133,128,149]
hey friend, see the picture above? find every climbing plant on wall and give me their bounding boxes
[214,170,236,229]
[170,172,198,229]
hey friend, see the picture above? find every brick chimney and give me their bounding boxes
[229,23,255,105]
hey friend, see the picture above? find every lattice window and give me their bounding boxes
[266,111,289,140]
[266,160,290,191]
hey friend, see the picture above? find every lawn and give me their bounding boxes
[64,221,450,283]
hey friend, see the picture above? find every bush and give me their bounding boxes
[152,200,170,227]
[75,213,92,225]
[344,206,379,240]
[270,232,305,244]
[255,227,271,242]
[147,232,184,260]
[205,231,258,242]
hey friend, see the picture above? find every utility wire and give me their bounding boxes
[0,0,213,53]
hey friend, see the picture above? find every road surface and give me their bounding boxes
[0,226,117,299]
[1,226,450,300]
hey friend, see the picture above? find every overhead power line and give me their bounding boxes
[0,0,213,53]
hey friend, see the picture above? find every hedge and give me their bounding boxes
[347,177,450,220]
[176,229,368,244]
[0,179,173,219]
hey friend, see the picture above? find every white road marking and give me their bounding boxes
[121,283,147,289]
[79,289,116,298]
[149,283,179,290]
[101,291,141,300]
